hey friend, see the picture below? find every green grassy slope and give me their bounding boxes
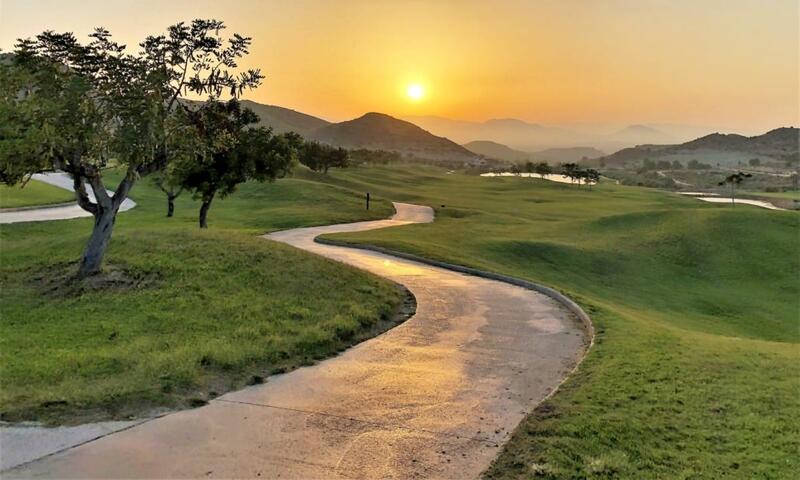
[0,171,398,424]
[314,165,800,479]
[0,179,75,209]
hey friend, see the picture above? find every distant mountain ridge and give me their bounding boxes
[463,141,530,162]
[311,112,475,162]
[240,100,330,136]
[600,127,799,167]
[405,115,699,152]
[463,141,605,163]
[229,102,474,162]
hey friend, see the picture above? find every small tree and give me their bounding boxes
[718,171,752,207]
[584,168,601,190]
[151,169,184,218]
[561,162,579,184]
[299,141,350,174]
[522,161,535,173]
[533,162,552,178]
[174,99,298,228]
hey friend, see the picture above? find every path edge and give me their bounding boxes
[313,236,596,399]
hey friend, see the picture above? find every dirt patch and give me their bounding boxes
[31,262,160,298]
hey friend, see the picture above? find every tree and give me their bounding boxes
[299,141,350,174]
[718,171,752,207]
[533,162,552,178]
[522,161,535,173]
[174,99,298,228]
[687,159,711,170]
[748,158,761,167]
[671,160,683,170]
[561,163,579,184]
[0,20,263,278]
[1,31,160,278]
[151,169,184,218]
[584,168,601,190]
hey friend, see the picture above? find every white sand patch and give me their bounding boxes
[696,197,785,211]
[480,172,596,185]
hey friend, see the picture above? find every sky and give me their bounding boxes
[1,0,797,134]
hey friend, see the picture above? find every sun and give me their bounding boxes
[406,83,425,101]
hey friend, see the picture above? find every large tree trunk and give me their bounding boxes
[167,196,175,217]
[78,207,117,277]
[199,193,215,229]
[72,171,134,279]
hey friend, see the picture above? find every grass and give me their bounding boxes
[0,179,75,209]
[307,164,800,479]
[744,190,800,201]
[0,170,400,424]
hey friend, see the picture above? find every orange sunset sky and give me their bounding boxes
[1,0,797,134]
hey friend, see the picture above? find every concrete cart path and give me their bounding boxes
[0,173,136,224]
[8,203,587,479]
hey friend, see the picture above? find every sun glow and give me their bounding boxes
[406,84,425,101]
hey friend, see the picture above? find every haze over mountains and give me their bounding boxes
[405,115,705,153]
[463,141,605,163]
[239,98,794,167]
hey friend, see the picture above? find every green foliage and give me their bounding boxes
[299,141,350,174]
[1,19,267,274]
[172,100,299,227]
[688,159,712,170]
[349,149,403,165]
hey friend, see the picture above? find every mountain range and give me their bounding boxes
[237,99,796,168]
[463,141,605,163]
[240,102,475,162]
[312,113,474,162]
[599,127,799,168]
[405,115,685,152]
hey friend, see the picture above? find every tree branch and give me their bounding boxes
[72,174,98,215]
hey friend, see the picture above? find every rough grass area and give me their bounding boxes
[0,179,75,209]
[313,165,800,479]
[0,170,400,424]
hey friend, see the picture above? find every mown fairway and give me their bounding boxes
[0,179,75,209]
[315,164,799,479]
[0,172,399,424]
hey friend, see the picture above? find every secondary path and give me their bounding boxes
[0,173,136,224]
[8,203,587,479]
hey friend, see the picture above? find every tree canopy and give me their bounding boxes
[173,99,300,228]
[0,20,264,277]
[299,141,350,174]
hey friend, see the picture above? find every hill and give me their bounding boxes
[601,127,799,168]
[240,100,330,136]
[463,142,606,164]
[312,112,476,162]
[405,115,572,150]
[531,146,606,163]
[463,140,530,162]
[612,124,674,144]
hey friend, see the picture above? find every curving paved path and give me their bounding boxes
[7,203,586,479]
[0,173,136,224]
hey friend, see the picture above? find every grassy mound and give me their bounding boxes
[0,179,75,209]
[315,165,799,478]
[0,172,400,424]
